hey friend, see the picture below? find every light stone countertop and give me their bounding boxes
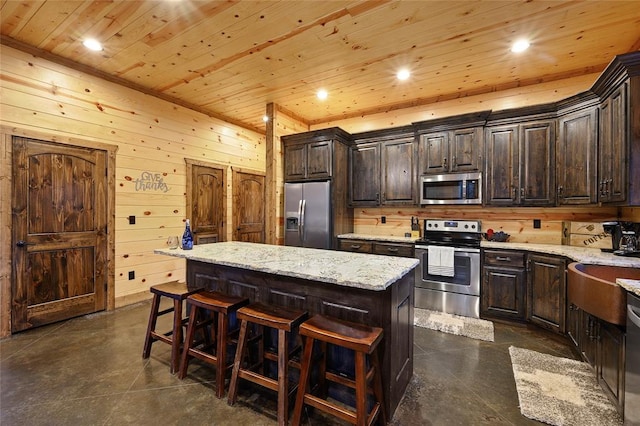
[155,242,419,291]
[617,279,640,297]
[337,233,417,243]
[339,233,640,268]
[481,241,640,268]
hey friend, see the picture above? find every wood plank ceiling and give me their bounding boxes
[2,0,640,132]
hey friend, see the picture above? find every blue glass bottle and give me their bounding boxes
[182,219,194,250]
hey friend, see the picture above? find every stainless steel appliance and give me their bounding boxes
[419,172,482,205]
[603,221,640,257]
[284,181,331,249]
[414,219,482,318]
[625,292,640,425]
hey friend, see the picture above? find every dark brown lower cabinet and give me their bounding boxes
[481,250,566,333]
[527,254,566,333]
[567,302,625,414]
[481,250,526,321]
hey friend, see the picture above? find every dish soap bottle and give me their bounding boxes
[182,219,194,250]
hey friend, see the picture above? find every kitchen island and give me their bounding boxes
[155,242,419,417]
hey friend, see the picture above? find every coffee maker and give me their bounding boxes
[603,221,640,257]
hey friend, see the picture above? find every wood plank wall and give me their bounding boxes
[352,206,619,245]
[0,45,265,328]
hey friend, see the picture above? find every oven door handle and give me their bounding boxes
[415,246,480,254]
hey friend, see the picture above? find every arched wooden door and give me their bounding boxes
[11,137,108,332]
[232,169,265,243]
[187,161,225,244]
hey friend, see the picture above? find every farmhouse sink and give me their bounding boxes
[568,263,640,326]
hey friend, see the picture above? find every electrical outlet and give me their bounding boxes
[533,219,541,229]
[128,271,135,280]
[128,215,136,225]
[381,216,386,224]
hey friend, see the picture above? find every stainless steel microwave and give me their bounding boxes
[419,172,482,205]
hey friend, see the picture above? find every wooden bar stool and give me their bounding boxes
[227,302,308,426]
[291,314,387,426]
[142,281,202,374]
[178,290,249,398]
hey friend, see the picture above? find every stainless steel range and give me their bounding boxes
[414,219,481,318]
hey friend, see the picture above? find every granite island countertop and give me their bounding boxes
[617,279,640,297]
[155,242,419,291]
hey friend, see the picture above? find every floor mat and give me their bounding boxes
[509,346,622,426]
[414,308,494,342]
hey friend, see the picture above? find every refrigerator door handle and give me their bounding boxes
[300,199,306,242]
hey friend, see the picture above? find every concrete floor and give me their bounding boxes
[0,300,577,425]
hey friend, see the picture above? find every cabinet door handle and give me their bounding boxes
[557,186,563,197]
[495,256,511,262]
[520,187,525,197]
[442,157,447,169]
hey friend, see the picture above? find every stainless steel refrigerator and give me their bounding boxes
[284,181,331,249]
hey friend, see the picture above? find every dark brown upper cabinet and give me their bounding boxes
[349,126,416,206]
[592,52,640,205]
[484,106,556,206]
[556,93,599,205]
[597,81,628,203]
[415,111,490,176]
[284,139,333,181]
[349,142,380,206]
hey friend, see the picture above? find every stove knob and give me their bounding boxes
[434,224,438,228]
[464,224,469,229]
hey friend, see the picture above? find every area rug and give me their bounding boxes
[413,308,494,342]
[509,346,622,426]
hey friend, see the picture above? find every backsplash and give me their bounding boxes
[353,206,620,245]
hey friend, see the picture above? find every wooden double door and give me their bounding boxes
[11,137,109,332]
[188,163,265,244]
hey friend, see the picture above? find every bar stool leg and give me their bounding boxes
[215,308,229,399]
[355,351,366,426]
[142,293,162,359]
[178,304,199,380]
[277,329,289,426]
[371,349,387,425]
[227,318,249,405]
[292,335,314,426]
[170,298,183,374]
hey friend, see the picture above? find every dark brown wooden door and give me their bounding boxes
[557,107,598,204]
[599,82,627,203]
[418,132,448,174]
[520,120,555,206]
[450,127,483,172]
[527,254,566,334]
[284,143,306,181]
[348,143,380,206]
[190,164,224,244]
[306,141,332,180]
[381,138,415,204]
[11,137,108,332]
[232,170,265,243]
[485,125,518,205]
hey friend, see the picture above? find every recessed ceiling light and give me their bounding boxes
[511,39,530,53]
[83,38,103,51]
[262,115,269,122]
[397,69,410,81]
[317,89,328,100]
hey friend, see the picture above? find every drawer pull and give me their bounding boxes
[387,248,399,253]
[496,256,511,262]
[350,244,361,249]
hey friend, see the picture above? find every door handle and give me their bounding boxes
[16,240,36,247]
